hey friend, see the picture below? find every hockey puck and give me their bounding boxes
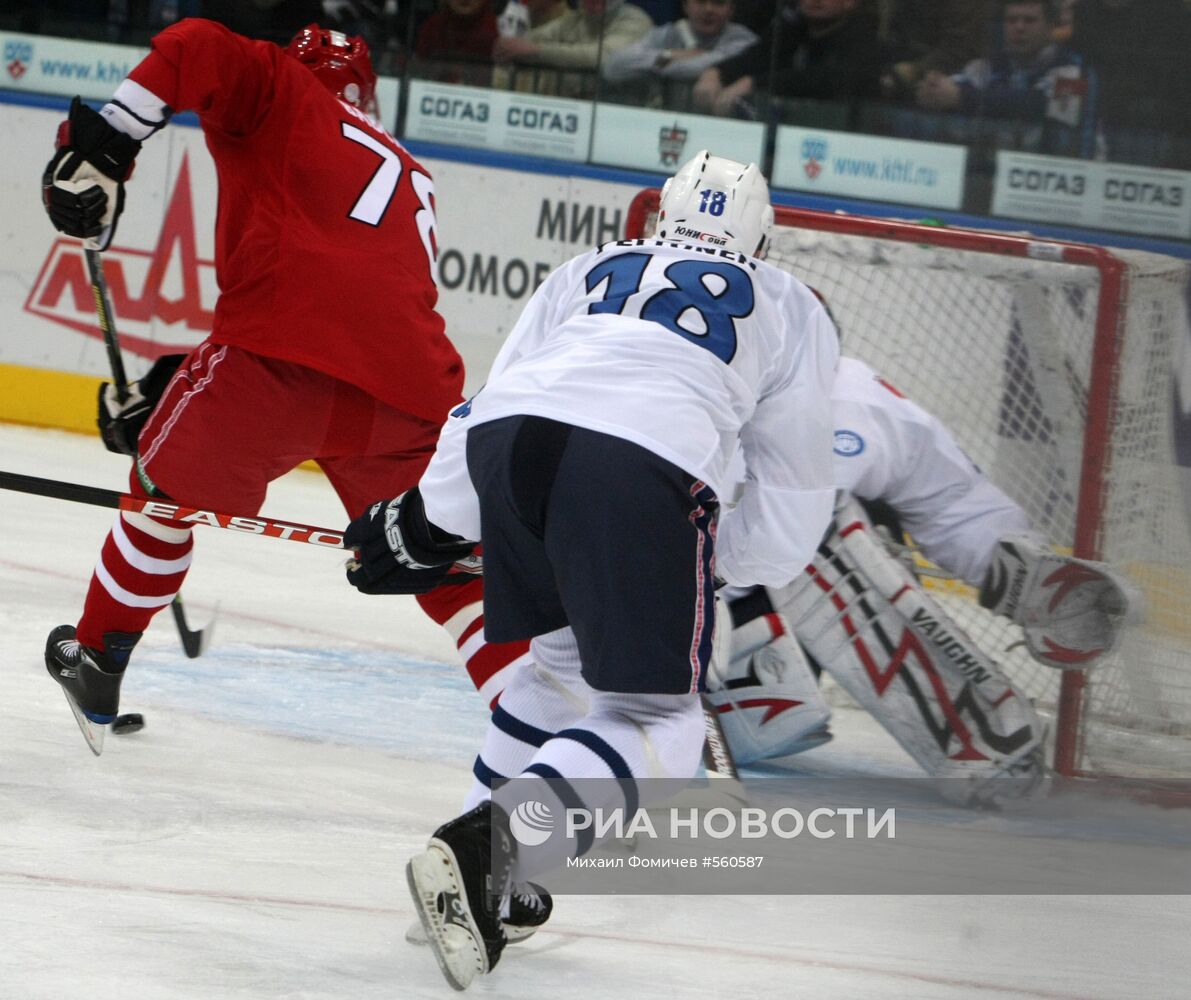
[112,713,145,735]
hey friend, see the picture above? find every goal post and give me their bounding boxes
[626,190,1191,780]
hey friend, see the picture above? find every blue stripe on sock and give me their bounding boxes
[493,704,552,747]
[523,762,593,856]
[473,755,507,789]
[554,728,639,818]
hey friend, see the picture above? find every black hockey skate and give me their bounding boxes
[406,801,515,991]
[404,880,553,947]
[502,883,553,943]
[45,625,141,756]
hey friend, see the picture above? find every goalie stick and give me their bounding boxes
[85,248,210,660]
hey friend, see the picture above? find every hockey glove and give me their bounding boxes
[345,488,479,595]
[98,353,187,457]
[980,535,1145,669]
[43,96,141,251]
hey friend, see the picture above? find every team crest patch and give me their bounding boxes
[833,430,865,456]
[659,123,688,167]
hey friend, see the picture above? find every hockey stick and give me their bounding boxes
[84,248,129,402]
[85,248,210,657]
[0,470,345,547]
[700,694,743,783]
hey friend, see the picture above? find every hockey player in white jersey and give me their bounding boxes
[708,351,1143,803]
[342,150,839,989]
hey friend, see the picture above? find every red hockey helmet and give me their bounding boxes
[285,24,378,119]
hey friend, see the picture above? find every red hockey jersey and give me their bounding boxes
[130,19,464,423]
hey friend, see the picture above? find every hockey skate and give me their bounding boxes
[405,881,553,947]
[406,801,515,991]
[502,884,553,943]
[44,625,140,756]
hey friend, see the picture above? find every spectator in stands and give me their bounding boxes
[878,0,989,102]
[602,0,758,99]
[1053,0,1078,42]
[415,0,499,84]
[692,0,884,118]
[492,0,652,96]
[494,0,571,35]
[1070,0,1191,164]
[914,0,1097,157]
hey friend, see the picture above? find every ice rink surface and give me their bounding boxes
[1,423,1188,1000]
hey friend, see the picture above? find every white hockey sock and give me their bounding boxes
[463,631,591,811]
[508,690,705,878]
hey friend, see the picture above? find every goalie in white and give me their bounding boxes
[708,350,1144,803]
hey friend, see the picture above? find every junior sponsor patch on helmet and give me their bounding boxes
[673,224,728,246]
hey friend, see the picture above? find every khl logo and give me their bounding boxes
[5,40,32,81]
[509,800,554,846]
[801,137,827,182]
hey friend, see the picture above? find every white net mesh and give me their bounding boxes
[634,201,1191,777]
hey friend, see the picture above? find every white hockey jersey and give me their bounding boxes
[420,238,840,587]
[829,356,1032,585]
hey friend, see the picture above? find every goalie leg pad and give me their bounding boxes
[705,592,832,765]
[772,500,1046,804]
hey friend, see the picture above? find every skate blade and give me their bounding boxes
[501,921,540,945]
[61,689,105,756]
[406,844,488,991]
[405,917,537,947]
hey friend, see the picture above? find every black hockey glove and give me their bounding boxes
[43,96,141,251]
[345,488,478,595]
[98,353,187,457]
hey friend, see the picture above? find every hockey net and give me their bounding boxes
[627,192,1191,780]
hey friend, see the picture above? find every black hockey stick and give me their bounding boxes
[85,248,209,660]
[84,248,129,402]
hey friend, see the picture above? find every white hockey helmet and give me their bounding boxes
[656,149,774,258]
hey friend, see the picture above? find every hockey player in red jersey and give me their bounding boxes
[40,18,529,754]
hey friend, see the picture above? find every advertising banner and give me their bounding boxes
[992,151,1191,239]
[404,79,592,163]
[1,32,145,101]
[590,104,764,174]
[772,127,967,211]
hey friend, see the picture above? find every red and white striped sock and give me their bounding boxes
[416,578,531,708]
[76,509,194,651]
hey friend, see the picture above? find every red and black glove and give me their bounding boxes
[97,354,187,457]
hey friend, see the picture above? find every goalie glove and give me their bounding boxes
[97,353,187,457]
[43,96,141,251]
[344,488,479,595]
[979,535,1145,669]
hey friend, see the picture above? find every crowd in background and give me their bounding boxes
[5,0,1190,169]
